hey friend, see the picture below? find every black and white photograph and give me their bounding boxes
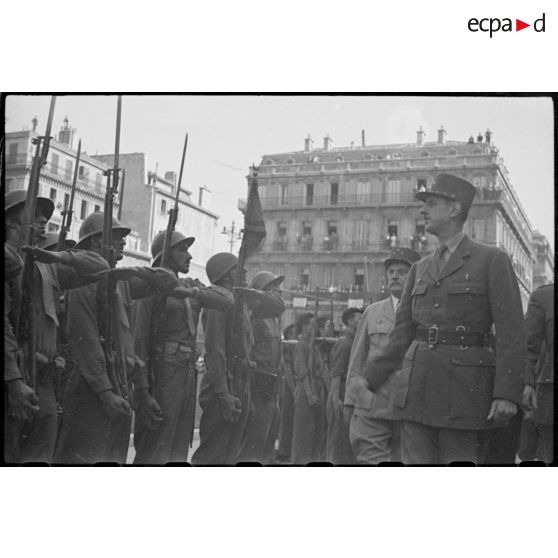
[3,94,554,466]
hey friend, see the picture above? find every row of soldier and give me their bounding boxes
[4,172,554,464]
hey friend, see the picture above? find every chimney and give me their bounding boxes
[323,134,332,151]
[304,134,313,152]
[361,129,366,147]
[437,125,446,145]
[485,128,492,144]
[416,126,425,146]
[57,116,75,148]
[32,116,38,132]
[165,171,176,184]
[477,132,484,143]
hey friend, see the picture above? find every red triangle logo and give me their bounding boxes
[516,19,530,31]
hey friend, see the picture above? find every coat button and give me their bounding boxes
[434,302,440,308]
[435,282,440,287]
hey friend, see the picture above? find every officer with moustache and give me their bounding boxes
[348,174,525,464]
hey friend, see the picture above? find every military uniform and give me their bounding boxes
[277,340,297,461]
[292,338,326,464]
[133,276,233,464]
[326,328,357,464]
[523,284,554,462]
[362,176,526,464]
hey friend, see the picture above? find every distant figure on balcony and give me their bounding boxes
[390,234,397,248]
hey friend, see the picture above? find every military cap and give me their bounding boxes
[39,232,76,250]
[151,230,195,265]
[384,247,421,269]
[75,212,131,248]
[415,173,477,208]
[5,189,55,221]
[249,271,284,291]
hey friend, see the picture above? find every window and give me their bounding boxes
[354,219,366,250]
[301,268,310,287]
[80,200,88,219]
[356,180,369,201]
[303,222,312,236]
[280,184,289,205]
[473,175,487,189]
[64,193,70,210]
[330,183,338,205]
[277,222,287,237]
[448,149,457,157]
[160,199,167,215]
[49,188,57,202]
[8,142,18,163]
[386,179,401,202]
[51,153,59,174]
[94,204,101,213]
[417,178,427,191]
[472,218,485,241]
[388,221,398,237]
[78,165,85,178]
[305,183,314,206]
[65,159,73,180]
[96,172,102,187]
[355,268,365,289]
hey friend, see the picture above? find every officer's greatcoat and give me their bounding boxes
[364,234,526,432]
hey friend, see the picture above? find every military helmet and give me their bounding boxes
[39,232,76,251]
[75,212,131,248]
[206,252,238,284]
[5,189,55,221]
[249,271,284,291]
[151,230,195,264]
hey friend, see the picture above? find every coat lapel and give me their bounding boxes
[437,234,472,281]
[381,296,396,327]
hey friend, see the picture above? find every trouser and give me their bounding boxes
[482,411,523,464]
[54,374,131,464]
[192,377,251,465]
[291,381,326,465]
[349,414,401,465]
[134,356,197,464]
[400,421,484,464]
[326,389,356,464]
[4,371,58,464]
[518,417,554,463]
[238,372,279,464]
[277,380,295,459]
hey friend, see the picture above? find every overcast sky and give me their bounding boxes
[5,95,554,253]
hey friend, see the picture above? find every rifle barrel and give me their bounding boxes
[58,139,81,250]
[40,96,56,164]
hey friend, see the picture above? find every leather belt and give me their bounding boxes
[416,325,489,348]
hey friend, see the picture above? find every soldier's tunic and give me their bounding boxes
[238,297,286,463]
[132,278,233,464]
[345,297,402,464]
[5,249,108,463]
[326,329,357,464]
[277,340,296,460]
[363,234,526,464]
[523,284,554,462]
[54,269,178,464]
[291,338,326,464]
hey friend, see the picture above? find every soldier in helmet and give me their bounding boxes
[4,190,109,463]
[237,271,286,464]
[192,253,284,464]
[132,231,234,464]
[54,212,180,464]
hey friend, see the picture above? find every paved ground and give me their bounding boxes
[126,429,201,464]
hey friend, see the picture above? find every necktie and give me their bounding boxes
[394,298,400,314]
[434,244,448,276]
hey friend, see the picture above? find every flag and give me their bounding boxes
[240,170,266,258]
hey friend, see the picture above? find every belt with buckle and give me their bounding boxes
[416,325,489,348]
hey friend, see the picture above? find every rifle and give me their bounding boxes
[17,96,56,391]
[307,288,320,396]
[100,96,128,401]
[57,139,81,250]
[146,133,189,393]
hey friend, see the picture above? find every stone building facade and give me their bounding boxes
[246,127,537,328]
[531,231,554,290]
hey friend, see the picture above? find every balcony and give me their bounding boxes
[322,236,339,251]
[272,237,289,251]
[297,235,313,251]
[261,192,418,209]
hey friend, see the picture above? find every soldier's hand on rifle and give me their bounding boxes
[219,393,242,422]
[487,398,518,424]
[99,390,131,418]
[21,245,69,264]
[7,379,40,420]
[136,389,163,429]
[522,384,538,413]
[307,392,321,407]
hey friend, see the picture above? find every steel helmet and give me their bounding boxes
[249,271,284,290]
[5,189,55,221]
[206,252,238,284]
[39,232,76,251]
[75,212,131,248]
[151,230,195,264]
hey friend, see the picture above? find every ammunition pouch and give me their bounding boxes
[155,341,196,366]
[254,368,279,402]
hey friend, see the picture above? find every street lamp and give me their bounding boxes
[221,220,242,253]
